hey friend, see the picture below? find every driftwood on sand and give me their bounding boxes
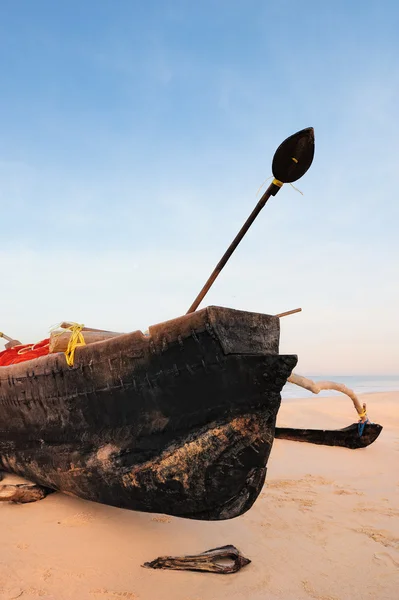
[0,482,52,503]
[143,545,251,574]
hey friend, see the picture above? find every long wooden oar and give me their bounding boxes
[186,127,315,313]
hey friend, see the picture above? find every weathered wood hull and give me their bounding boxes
[0,306,296,520]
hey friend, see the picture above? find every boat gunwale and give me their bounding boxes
[0,305,281,379]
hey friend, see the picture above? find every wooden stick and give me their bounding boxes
[186,127,315,314]
[0,332,14,343]
[275,308,302,318]
[0,332,22,349]
[186,181,282,314]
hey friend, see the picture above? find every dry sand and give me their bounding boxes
[1,391,398,600]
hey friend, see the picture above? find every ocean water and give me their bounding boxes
[282,375,399,399]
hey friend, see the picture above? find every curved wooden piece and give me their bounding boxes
[143,544,251,574]
[288,372,367,420]
[275,423,383,449]
[0,483,53,503]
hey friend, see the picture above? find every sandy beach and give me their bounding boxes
[1,391,398,600]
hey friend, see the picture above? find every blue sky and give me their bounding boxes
[1,1,398,374]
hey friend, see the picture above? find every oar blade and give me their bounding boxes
[272,127,315,183]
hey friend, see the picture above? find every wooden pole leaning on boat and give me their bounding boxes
[287,372,368,422]
[275,308,302,318]
[0,332,22,349]
[186,127,315,313]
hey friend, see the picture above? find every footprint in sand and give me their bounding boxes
[18,588,47,597]
[151,515,171,523]
[302,579,338,600]
[353,504,399,518]
[303,474,334,486]
[58,511,94,527]
[267,479,300,489]
[354,527,399,550]
[267,475,334,491]
[272,494,315,511]
[5,588,23,600]
[90,589,137,599]
[265,478,318,511]
[373,552,399,569]
[41,569,52,581]
[333,488,364,496]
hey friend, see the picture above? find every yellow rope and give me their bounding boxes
[65,323,86,367]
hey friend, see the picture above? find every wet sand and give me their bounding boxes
[1,391,398,600]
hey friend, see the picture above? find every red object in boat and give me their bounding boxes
[0,339,50,366]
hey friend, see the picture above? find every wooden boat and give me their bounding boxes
[0,306,296,520]
[0,128,317,519]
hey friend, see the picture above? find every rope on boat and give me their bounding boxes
[64,323,86,367]
[287,372,369,423]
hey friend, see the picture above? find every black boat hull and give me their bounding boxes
[0,306,296,520]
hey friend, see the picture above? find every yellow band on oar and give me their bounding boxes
[291,157,298,163]
[272,179,283,187]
